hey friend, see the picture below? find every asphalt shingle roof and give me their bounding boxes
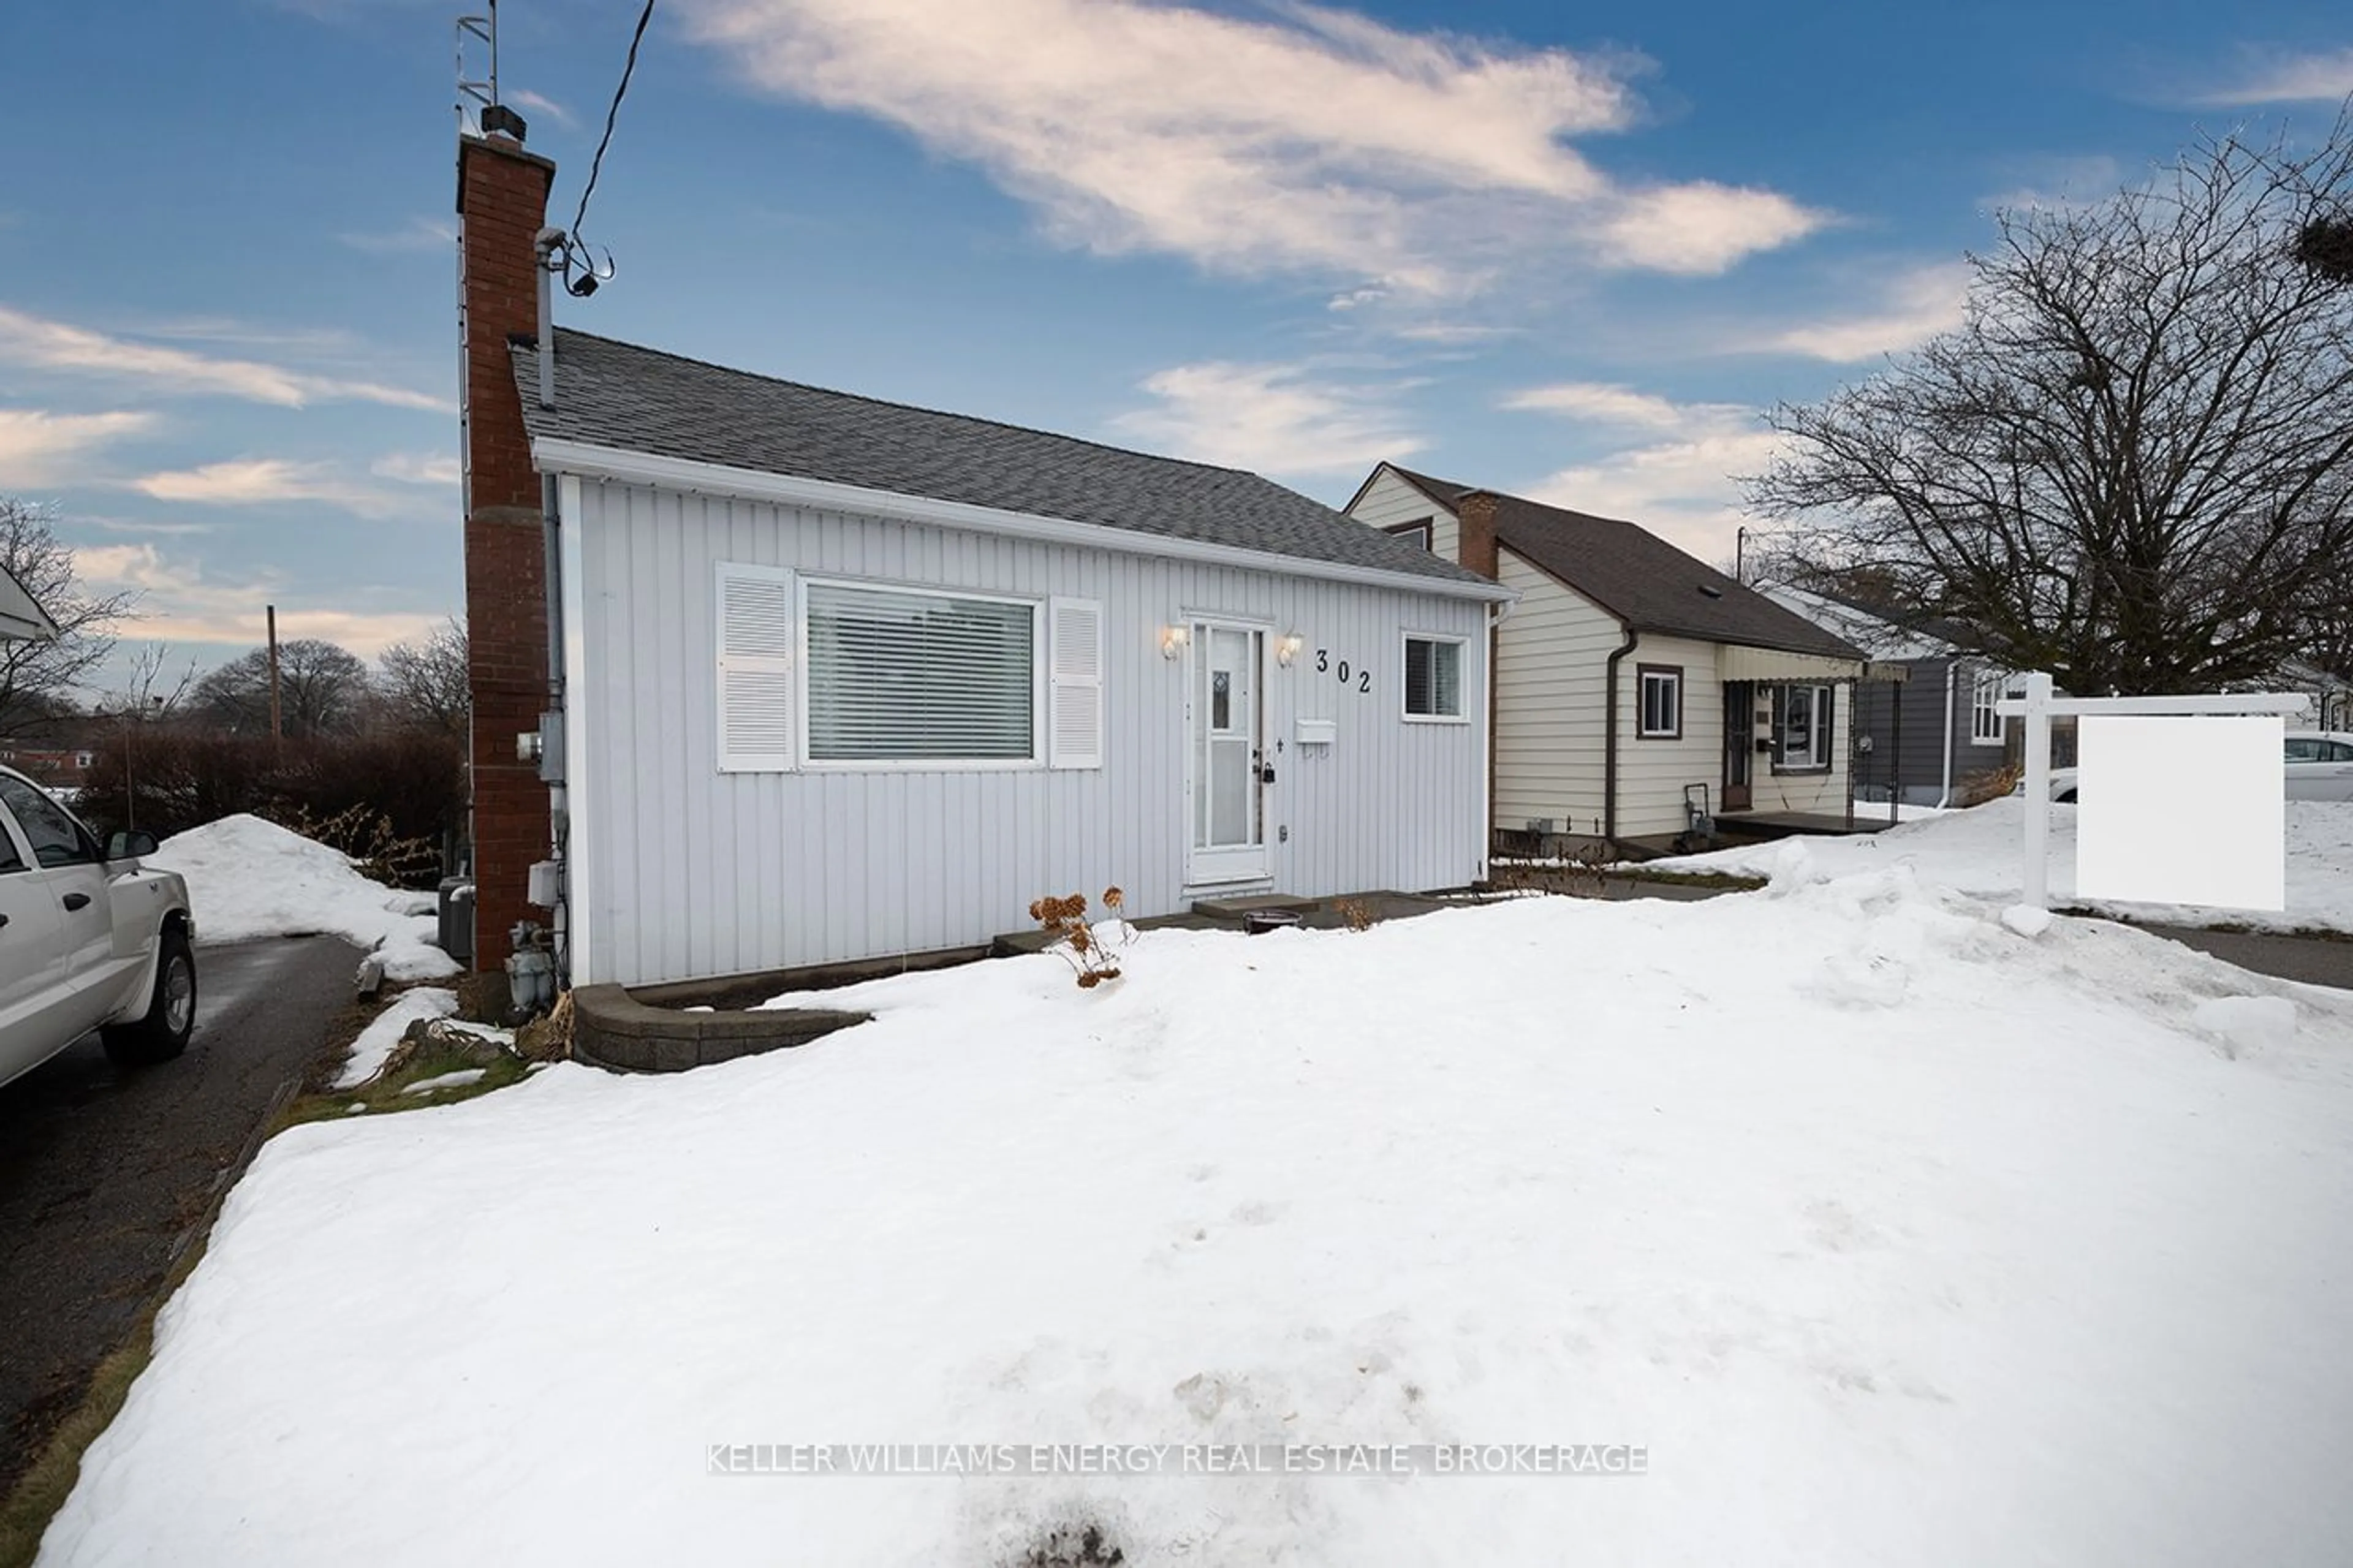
[510,331,1496,591]
[1389,467,1865,661]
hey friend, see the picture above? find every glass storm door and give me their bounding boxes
[1723,681,1754,811]
[1188,623,1268,885]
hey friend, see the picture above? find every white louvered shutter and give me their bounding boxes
[1048,596,1104,770]
[716,563,795,772]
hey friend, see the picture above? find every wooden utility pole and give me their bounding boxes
[267,604,284,753]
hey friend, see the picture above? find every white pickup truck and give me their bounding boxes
[0,765,197,1089]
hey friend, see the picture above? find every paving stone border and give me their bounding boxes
[570,985,870,1073]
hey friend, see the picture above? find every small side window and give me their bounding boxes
[0,812,26,875]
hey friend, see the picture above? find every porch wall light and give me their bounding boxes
[1161,625,1191,660]
[1276,632,1305,667]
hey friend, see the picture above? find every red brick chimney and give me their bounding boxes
[1455,490,1499,580]
[457,127,556,971]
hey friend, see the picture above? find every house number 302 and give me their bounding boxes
[1314,650,1371,694]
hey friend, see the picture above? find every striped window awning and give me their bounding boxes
[1718,645,1895,683]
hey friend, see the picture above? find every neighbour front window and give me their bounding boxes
[803,580,1038,763]
[1775,684,1835,771]
[1970,670,2006,746]
[1387,518,1434,551]
[1404,635,1465,719]
[1637,665,1682,739]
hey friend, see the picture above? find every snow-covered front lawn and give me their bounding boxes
[1639,797,2353,934]
[39,873,2353,1566]
[144,812,458,980]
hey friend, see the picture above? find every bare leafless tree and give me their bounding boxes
[376,618,469,737]
[192,638,373,739]
[102,642,200,721]
[0,497,137,732]
[1746,112,2353,695]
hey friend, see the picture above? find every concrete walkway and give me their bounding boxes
[1598,872,2353,993]
[2128,923,2353,992]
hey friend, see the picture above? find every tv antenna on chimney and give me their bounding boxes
[457,1,526,140]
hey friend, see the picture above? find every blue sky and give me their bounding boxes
[1,0,2348,694]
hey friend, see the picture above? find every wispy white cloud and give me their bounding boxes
[128,458,414,518]
[1501,381,1731,430]
[0,407,157,487]
[1113,360,1425,477]
[74,542,442,656]
[0,305,448,413]
[2195,48,2353,105]
[1757,262,1971,362]
[87,517,215,537]
[507,88,577,129]
[370,451,463,487]
[1507,382,1778,562]
[1983,153,2124,212]
[679,0,1824,296]
[337,216,458,254]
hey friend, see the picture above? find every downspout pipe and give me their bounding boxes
[1603,623,1639,844]
[1936,659,1958,808]
[533,227,569,977]
[1483,595,1514,873]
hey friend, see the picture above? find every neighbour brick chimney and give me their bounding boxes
[457,126,557,972]
[1456,489,1499,580]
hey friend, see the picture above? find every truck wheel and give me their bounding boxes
[102,928,197,1068]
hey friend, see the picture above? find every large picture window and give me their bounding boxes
[804,581,1037,764]
[1773,683,1835,771]
[1403,635,1465,720]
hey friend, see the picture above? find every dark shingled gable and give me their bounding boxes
[1388,466,1865,661]
[508,331,1496,591]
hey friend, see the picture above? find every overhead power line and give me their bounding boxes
[558,0,657,297]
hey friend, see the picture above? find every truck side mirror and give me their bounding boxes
[107,830,159,862]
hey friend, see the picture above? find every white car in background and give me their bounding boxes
[2042,730,2353,803]
[0,765,197,1089]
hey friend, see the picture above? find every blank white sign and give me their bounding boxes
[2075,716,2284,910]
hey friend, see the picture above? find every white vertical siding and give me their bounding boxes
[1346,468,1458,566]
[566,479,1489,985]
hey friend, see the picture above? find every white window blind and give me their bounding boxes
[1048,597,1104,769]
[715,563,795,773]
[1404,635,1464,719]
[805,581,1037,763]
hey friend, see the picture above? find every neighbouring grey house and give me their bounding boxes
[509,334,1512,985]
[1756,585,2021,806]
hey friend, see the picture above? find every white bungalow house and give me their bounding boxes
[458,124,1512,988]
[1345,464,1876,852]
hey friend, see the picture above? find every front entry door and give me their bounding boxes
[1188,623,1268,885]
[1723,681,1754,811]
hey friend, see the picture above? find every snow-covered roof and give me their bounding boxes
[1755,584,1958,662]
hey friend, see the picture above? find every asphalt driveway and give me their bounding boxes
[0,935,358,1498]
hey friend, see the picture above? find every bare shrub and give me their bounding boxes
[1028,887,1135,989]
